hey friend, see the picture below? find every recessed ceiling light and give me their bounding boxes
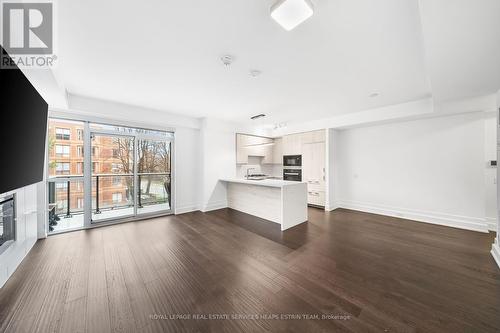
[249,70,262,78]
[250,114,266,120]
[369,92,380,98]
[273,123,287,129]
[271,0,314,31]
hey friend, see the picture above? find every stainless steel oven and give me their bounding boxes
[283,155,302,167]
[283,169,302,182]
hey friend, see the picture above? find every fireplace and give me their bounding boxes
[0,194,16,251]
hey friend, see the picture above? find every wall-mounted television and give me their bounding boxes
[0,45,48,194]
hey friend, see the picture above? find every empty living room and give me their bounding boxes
[0,0,499,332]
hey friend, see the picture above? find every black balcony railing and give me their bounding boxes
[48,172,171,223]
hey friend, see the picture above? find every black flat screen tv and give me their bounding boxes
[0,45,48,194]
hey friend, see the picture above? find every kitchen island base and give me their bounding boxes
[221,179,308,231]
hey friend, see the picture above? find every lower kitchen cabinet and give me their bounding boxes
[307,190,325,207]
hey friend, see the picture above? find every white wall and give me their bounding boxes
[492,90,500,268]
[484,116,498,230]
[0,183,39,287]
[334,112,495,232]
[174,127,201,214]
[200,119,237,211]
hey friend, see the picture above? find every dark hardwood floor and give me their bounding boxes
[0,208,499,332]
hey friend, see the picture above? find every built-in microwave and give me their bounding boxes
[283,155,302,167]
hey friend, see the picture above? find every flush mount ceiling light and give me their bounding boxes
[271,0,314,31]
[369,92,380,98]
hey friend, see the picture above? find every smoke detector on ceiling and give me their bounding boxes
[249,70,262,78]
[221,55,234,67]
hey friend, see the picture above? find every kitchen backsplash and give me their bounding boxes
[236,156,283,179]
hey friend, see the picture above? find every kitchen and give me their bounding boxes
[221,129,327,230]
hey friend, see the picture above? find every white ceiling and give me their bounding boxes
[56,0,500,125]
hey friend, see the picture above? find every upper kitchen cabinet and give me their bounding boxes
[282,133,302,155]
[282,130,325,156]
[236,133,276,164]
[272,137,283,164]
[236,134,250,164]
[301,129,326,144]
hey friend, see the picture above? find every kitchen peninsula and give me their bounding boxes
[220,178,308,230]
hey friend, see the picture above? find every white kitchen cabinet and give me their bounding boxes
[312,129,325,143]
[282,133,302,156]
[236,134,249,164]
[282,135,291,156]
[302,130,325,144]
[272,137,283,164]
[302,141,326,206]
[236,134,276,164]
[307,190,325,207]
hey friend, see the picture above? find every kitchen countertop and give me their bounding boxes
[220,178,305,188]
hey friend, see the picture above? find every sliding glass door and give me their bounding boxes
[91,133,135,222]
[47,118,174,233]
[137,139,172,215]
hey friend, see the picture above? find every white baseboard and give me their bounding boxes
[325,203,339,212]
[202,200,227,213]
[175,204,200,215]
[336,200,489,233]
[491,241,500,269]
[486,217,498,232]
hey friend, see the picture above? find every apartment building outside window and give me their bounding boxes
[111,163,121,173]
[77,129,83,141]
[77,146,84,157]
[113,176,121,186]
[55,145,70,157]
[112,193,122,203]
[55,182,68,190]
[55,162,70,175]
[76,162,83,174]
[55,128,71,140]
